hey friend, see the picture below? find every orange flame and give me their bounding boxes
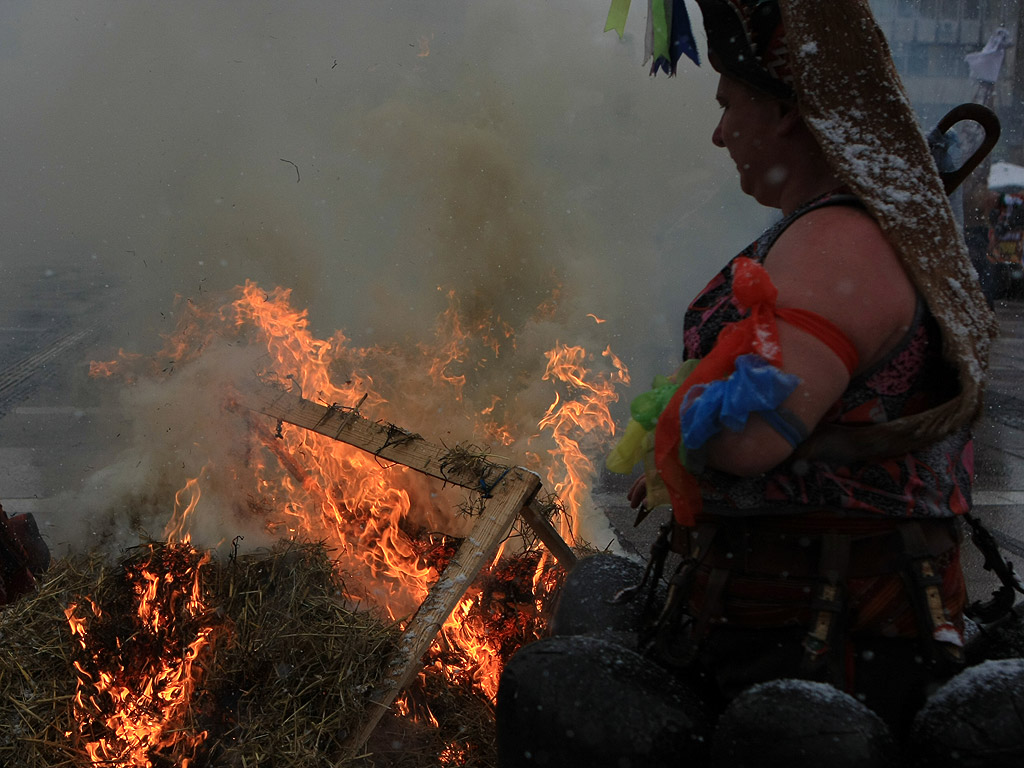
[66,545,219,766]
[89,349,144,379]
[164,471,204,546]
[539,343,629,542]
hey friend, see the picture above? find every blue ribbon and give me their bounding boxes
[680,354,800,450]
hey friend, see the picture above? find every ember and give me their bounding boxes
[2,542,403,767]
[1,541,566,767]
[417,546,564,702]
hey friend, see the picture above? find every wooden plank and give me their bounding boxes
[523,499,577,570]
[241,384,578,755]
[245,384,521,495]
[343,469,542,759]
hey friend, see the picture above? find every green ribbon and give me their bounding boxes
[604,0,632,38]
[605,359,700,474]
[650,0,670,65]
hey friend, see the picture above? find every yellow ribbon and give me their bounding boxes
[605,359,700,513]
[604,0,633,39]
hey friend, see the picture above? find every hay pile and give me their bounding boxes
[0,540,520,767]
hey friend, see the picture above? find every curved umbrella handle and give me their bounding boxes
[935,103,1001,195]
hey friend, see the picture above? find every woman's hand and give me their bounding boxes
[627,474,647,511]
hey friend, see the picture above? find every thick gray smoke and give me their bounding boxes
[0,1,769,556]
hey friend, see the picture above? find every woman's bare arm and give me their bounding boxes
[702,205,916,476]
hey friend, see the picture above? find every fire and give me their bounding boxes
[64,470,226,766]
[165,471,204,546]
[75,278,628,757]
[539,343,629,539]
[88,349,144,379]
[65,545,219,767]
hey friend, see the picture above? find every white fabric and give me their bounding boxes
[965,28,1012,84]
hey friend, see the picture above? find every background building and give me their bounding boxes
[870,0,1024,162]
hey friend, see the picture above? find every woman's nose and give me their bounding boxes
[712,120,725,148]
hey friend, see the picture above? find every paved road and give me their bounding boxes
[973,301,1024,534]
[0,264,128,520]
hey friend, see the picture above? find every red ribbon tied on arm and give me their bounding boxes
[653,257,782,526]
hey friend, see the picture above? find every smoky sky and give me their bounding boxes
[0,1,771,554]
[0,0,763,354]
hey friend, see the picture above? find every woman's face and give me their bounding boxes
[712,75,788,205]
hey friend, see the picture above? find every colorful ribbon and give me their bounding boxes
[605,0,700,74]
[604,0,633,38]
[606,361,700,475]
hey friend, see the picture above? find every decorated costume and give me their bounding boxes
[609,0,997,527]
[630,0,1005,732]
[681,192,972,519]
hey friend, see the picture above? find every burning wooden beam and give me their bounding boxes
[346,470,540,759]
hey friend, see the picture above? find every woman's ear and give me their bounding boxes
[775,100,803,136]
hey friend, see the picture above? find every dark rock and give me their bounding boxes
[496,633,709,768]
[710,679,897,768]
[547,553,650,637]
[908,658,1024,768]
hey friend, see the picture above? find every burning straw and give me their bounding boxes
[3,541,399,767]
[1,538,563,767]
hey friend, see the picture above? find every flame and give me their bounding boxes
[89,349,144,379]
[66,545,219,766]
[539,343,629,541]
[77,278,628,750]
[425,289,471,400]
[164,470,204,545]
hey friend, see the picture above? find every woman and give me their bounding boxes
[497,2,1009,766]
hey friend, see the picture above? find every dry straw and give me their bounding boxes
[0,540,522,767]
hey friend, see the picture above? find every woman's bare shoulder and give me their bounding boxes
[772,204,899,268]
[765,203,916,368]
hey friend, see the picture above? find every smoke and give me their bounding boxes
[0,1,771,556]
